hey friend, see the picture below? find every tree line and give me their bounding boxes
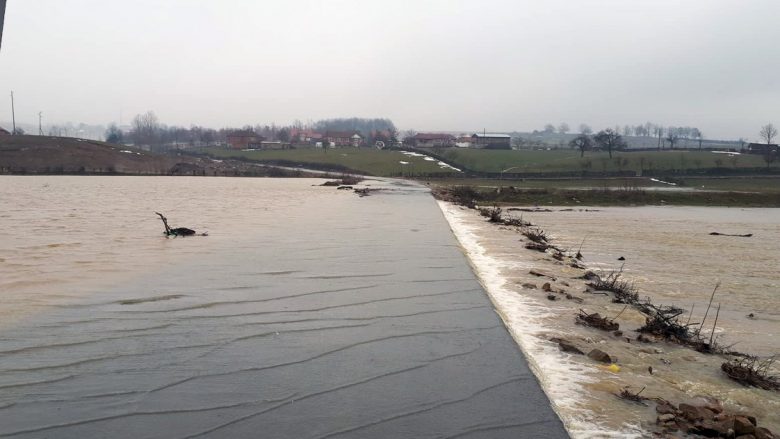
[105,112,398,151]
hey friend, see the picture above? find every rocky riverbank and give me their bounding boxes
[434,191,779,438]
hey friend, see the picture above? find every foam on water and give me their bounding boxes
[437,201,644,439]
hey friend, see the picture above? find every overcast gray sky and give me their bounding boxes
[1,0,778,139]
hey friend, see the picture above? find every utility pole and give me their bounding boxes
[0,0,7,51]
[10,90,15,134]
[38,111,43,135]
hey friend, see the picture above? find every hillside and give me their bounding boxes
[0,135,304,177]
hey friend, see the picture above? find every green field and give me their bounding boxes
[439,149,776,174]
[433,185,780,207]
[424,177,780,193]
[201,147,457,176]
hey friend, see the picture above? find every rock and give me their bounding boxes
[701,397,724,414]
[755,427,776,439]
[690,419,732,438]
[547,294,557,301]
[747,416,757,426]
[521,283,538,289]
[679,403,714,422]
[658,414,676,423]
[618,256,626,261]
[542,282,552,292]
[561,281,570,287]
[580,271,599,281]
[613,330,623,337]
[734,416,757,436]
[530,269,555,280]
[587,349,612,363]
[550,337,584,355]
[736,435,756,439]
[714,413,730,422]
[656,401,677,415]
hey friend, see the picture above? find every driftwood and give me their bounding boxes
[155,212,198,237]
[617,386,648,406]
[709,232,753,238]
[721,357,779,391]
[522,227,548,244]
[479,206,504,223]
[586,266,639,304]
[576,309,620,331]
[638,302,692,342]
[525,242,549,252]
[354,188,374,197]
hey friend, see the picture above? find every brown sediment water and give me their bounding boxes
[0,176,568,439]
[438,202,780,438]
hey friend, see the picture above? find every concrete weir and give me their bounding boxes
[0,178,568,438]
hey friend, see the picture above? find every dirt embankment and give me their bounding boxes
[0,135,309,177]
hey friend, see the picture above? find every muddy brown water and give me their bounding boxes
[438,203,779,438]
[0,176,567,439]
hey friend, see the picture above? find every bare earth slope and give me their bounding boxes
[0,135,306,177]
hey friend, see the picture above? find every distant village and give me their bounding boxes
[224,129,512,151]
[1,112,777,157]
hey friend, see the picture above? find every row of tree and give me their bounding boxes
[568,129,627,158]
[538,122,705,146]
[105,112,399,150]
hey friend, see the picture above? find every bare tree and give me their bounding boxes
[569,134,593,157]
[654,125,664,149]
[665,127,680,149]
[557,122,570,134]
[131,111,161,147]
[543,124,555,134]
[759,123,778,144]
[593,129,626,158]
[691,128,703,149]
[579,123,592,135]
[402,129,417,146]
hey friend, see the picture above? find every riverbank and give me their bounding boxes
[432,185,780,207]
[435,200,779,438]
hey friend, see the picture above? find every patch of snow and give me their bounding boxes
[650,178,677,186]
[399,161,410,165]
[120,150,133,154]
[438,161,461,172]
[400,151,426,157]
[712,151,741,155]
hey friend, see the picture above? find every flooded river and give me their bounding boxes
[0,176,566,438]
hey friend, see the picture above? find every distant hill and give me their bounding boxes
[0,135,304,177]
